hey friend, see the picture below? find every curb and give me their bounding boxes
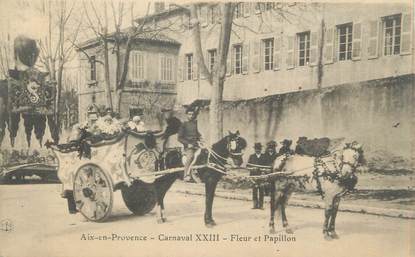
[173,184,415,219]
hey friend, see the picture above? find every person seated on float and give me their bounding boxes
[127,108,146,132]
[94,108,122,136]
[178,106,202,183]
[161,107,182,153]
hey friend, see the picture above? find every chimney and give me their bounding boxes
[154,2,165,13]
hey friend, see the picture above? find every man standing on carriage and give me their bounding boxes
[178,106,202,182]
[247,142,266,209]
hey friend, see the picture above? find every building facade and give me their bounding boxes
[77,2,414,163]
[77,32,180,127]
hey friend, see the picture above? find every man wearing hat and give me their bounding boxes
[247,142,265,209]
[161,108,182,152]
[263,140,278,165]
[127,107,145,132]
[178,106,202,182]
[279,139,294,156]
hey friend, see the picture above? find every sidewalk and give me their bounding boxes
[171,181,415,219]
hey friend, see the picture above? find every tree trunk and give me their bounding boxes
[209,3,234,143]
[103,37,113,111]
[56,61,63,133]
[209,76,225,143]
[115,88,123,115]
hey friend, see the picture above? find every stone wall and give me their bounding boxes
[196,74,415,169]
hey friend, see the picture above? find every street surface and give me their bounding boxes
[0,184,414,257]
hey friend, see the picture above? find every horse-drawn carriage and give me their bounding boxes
[47,129,185,222]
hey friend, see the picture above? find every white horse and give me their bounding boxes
[268,141,367,240]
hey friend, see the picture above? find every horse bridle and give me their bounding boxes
[227,137,244,157]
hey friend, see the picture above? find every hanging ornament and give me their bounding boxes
[7,113,20,147]
[34,114,47,146]
[23,113,36,147]
[0,116,6,148]
[47,114,59,144]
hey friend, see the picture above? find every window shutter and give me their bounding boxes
[400,12,412,55]
[243,3,251,17]
[367,20,379,59]
[192,55,198,80]
[207,7,212,25]
[142,52,147,80]
[352,22,362,60]
[215,6,221,24]
[255,3,261,14]
[324,27,334,64]
[183,55,187,80]
[200,6,208,27]
[309,31,318,66]
[201,51,206,80]
[260,3,266,13]
[273,35,282,70]
[226,47,232,76]
[286,35,295,69]
[128,51,134,80]
[159,53,163,81]
[251,40,260,73]
[242,42,249,74]
[178,55,183,82]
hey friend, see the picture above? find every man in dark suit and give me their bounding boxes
[262,140,278,197]
[263,140,278,164]
[247,143,265,209]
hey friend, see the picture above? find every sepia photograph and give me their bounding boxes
[0,0,414,256]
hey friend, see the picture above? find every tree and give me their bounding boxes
[35,0,82,140]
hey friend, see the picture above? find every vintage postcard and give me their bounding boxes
[0,0,414,256]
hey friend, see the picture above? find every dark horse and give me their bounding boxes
[153,131,247,226]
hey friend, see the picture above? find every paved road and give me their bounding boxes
[0,184,414,257]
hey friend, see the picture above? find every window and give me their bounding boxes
[209,6,216,24]
[337,23,353,61]
[233,45,243,75]
[263,38,274,70]
[90,56,96,81]
[186,54,193,80]
[160,55,173,81]
[383,14,401,56]
[208,49,217,72]
[255,3,262,14]
[265,2,274,10]
[297,32,310,66]
[130,51,144,81]
[235,3,243,18]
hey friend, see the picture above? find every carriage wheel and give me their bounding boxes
[73,164,113,222]
[121,181,157,215]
